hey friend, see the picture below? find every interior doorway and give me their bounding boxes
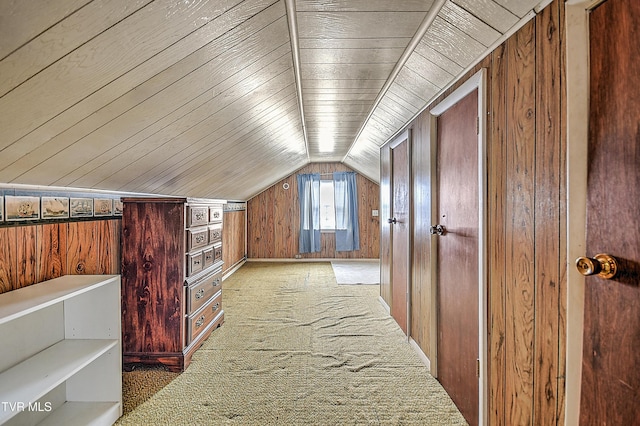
[389,131,411,336]
[566,0,640,423]
[429,69,487,426]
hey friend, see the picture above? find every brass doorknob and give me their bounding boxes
[575,253,618,279]
[429,224,446,236]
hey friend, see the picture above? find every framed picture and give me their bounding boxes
[113,199,123,216]
[41,197,70,219]
[70,198,93,218]
[5,196,40,221]
[93,198,113,217]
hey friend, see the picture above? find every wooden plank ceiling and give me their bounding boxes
[0,0,545,200]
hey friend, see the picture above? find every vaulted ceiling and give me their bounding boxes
[0,0,546,200]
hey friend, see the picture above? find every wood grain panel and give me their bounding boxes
[16,226,38,289]
[488,42,508,426]
[0,218,121,295]
[0,228,17,293]
[223,210,246,272]
[556,1,567,421]
[247,163,379,259]
[67,221,100,275]
[410,112,432,356]
[504,19,536,426]
[533,3,562,424]
[380,1,568,423]
[97,219,121,275]
[37,223,68,282]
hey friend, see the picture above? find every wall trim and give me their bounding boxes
[222,259,247,281]
[564,0,603,424]
[378,296,390,315]
[409,337,431,371]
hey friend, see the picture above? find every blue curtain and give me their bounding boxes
[333,171,360,252]
[297,173,321,253]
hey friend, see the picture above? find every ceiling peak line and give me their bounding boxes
[342,0,447,162]
[284,0,310,163]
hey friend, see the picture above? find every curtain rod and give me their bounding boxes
[297,172,357,177]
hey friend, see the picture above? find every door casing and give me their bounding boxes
[564,1,607,424]
[429,69,488,425]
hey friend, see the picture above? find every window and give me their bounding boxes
[319,180,335,230]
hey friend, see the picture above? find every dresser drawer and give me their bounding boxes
[208,223,222,244]
[187,251,203,276]
[214,243,223,264]
[187,269,222,314]
[187,206,209,227]
[203,247,215,269]
[187,227,208,251]
[187,292,223,345]
[209,205,223,223]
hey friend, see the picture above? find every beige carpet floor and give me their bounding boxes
[117,262,467,425]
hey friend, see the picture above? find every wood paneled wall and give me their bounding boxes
[0,219,121,294]
[247,163,380,259]
[381,0,567,424]
[223,209,246,272]
[0,207,250,293]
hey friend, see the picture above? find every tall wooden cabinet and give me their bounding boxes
[120,197,225,372]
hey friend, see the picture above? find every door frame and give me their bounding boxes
[428,68,488,425]
[564,1,607,425]
[389,129,412,340]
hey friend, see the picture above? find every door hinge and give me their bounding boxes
[476,358,480,378]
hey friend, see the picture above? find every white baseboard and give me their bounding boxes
[222,259,246,281]
[409,338,431,371]
[247,258,379,263]
[378,296,390,314]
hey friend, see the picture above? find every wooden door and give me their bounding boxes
[580,0,640,423]
[390,134,410,335]
[435,89,479,425]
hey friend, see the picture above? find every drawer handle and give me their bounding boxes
[213,279,220,287]
[195,234,206,244]
[195,211,205,221]
[193,259,201,266]
[212,231,220,239]
[213,212,220,219]
[205,253,213,261]
[195,315,205,328]
[212,303,220,312]
[195,289,205,299]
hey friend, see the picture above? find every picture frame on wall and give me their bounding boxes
[5,196,40,221]
[70,198,93,218]
[41,197,70,219]
[93,198,113,217]
[113,199,123,216]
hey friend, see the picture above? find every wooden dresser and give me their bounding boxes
[120,197,225,372]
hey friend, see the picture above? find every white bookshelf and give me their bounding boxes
[0,275,122,426]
